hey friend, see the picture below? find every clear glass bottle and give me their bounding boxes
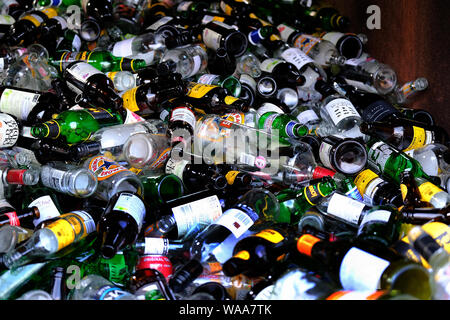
[160,44,208,79]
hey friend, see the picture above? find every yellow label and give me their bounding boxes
[47,219,76,251]
[225,171,240,185]
[107,72,118,82]
[422,222,450,252]
[21,15,41,27]
[41,7,58,19]
[122,87,139,112]
[403,126,427,152]
[418,182,443,202]
[224,95,239,105]
[354,169,379,196]
[400,184,408,201]
[234,250,250,260]
[187,83,218,99]
[212,16,225,22]
[254,229,284,243]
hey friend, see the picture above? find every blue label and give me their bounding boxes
[248,29,263,45]
[237,204,259,222]
[97,285,130,300]
[346,186,364,202]
[285,121,298,138]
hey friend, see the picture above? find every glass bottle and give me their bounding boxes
[160,44,208,79]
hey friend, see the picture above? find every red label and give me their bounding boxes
[88,156,128,181]
[312,166,336,179]
[136,255,173,280]
[5,211,20,226]
[6,169,26,185]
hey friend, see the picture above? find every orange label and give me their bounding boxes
[47,219,76,251]
[234,250,250,260]
[297,234,321,257]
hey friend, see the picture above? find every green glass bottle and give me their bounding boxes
[34,0,81,10]
[194,73,242,98]
[366,139,431,184]
[276,177,338,224]
[303,6,350,32]
[258,111,309,145]
[139,173,185,208]
[49,51,147,73]
[30,106,124,145]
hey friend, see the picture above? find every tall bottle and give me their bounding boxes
[408,226,450,300]
[4,7,58,46]
[222,227,293,278]
[0,209,100,270]
[63,61,123,111]
[97,191,147,259]
[0,86,61,125]
[50,51,147,73]
[295,233,432,299]
[69,274,136,300]
[30,106,124,145]
[160,44,208,79]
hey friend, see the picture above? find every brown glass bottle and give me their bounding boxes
[63,61,123,111]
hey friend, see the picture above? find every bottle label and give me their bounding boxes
[202,27,222,51]
[360,210,392,227]
[177,1,193,12]
[257,103,285,115]
[21,13,44,27]
[5,211,19,226]
[368,141,393,171]
[327,290,386,300]
[88,156,128,181]
[362,177,384,204]
[261,113,279,134]
[403,127,434,152]
[170,107,196,129]
[276,23,296,43]
[344,78,378,94]
[147,16,174,31]
[53,15,67,30]
[112,38,134,57]
[225,171,240,185]
[144,237,170,255]
[418,182,443,203]
[321,32,344,45]
[324,98,360,126]
[280,48,314,70]
[29,195,61,227]
[346,186,364,202]
[303,184,326,205]
[0,113,19,148]
[113,193,146,230]
[65,62,103,95]
[124,109,145,124]
[224,96,239,105]
[327,193,365,225]
[40,167,66,191]
[0,89,40,121]
[339,247,390,292]
[197,74,220,85]
[165,158,188,179]
[122,87,139,112]
[46,211,94,250]
[254,229,284,243]
[171,195,223,237]
[318,141,333,169]
[294,34,321,55]
[216,208,256,239]
[354,169,379,198]
[296,109,319,124]
[96,285,131,300]
[186,83,218,99]
[148,147,171,170]
[136,255,173,279]
[259,59,284,73]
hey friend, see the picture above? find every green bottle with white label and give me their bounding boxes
[257,111,309,145]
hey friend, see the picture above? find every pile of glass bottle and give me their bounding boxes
[0,0,448,301]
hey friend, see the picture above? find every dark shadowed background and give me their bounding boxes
[325,0,450,130]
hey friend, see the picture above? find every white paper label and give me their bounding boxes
[276,24,296,43]
[0,89,40,121]
[0,113,19,147]
[0,58,4,71]
[171,195,223,236]
[280,48,314,70]
[66,62,103,94]
[259,59,284,73]
[363,177,384,203]
[345,79,379,94]
[112,38,134,57]
[188,55,202,77]
[72,210,96,234]
[321,32,344,45]
[197,74,220,85]
[319,141,333,169]
[202,27,222,51]
[360,210,392,226]
[339,247,390,291]
[368,141,393,171]
[113,193,146,230]
[147,16,173,31]
[29,195,61,227]
[296,109,319,124]
[144,237,169,255]
[324,98,360,126]
[170,107,196,129]
[257,103,284,116]
[41,167,66,191]
[326,193,366,225]
[215,208,255,238]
